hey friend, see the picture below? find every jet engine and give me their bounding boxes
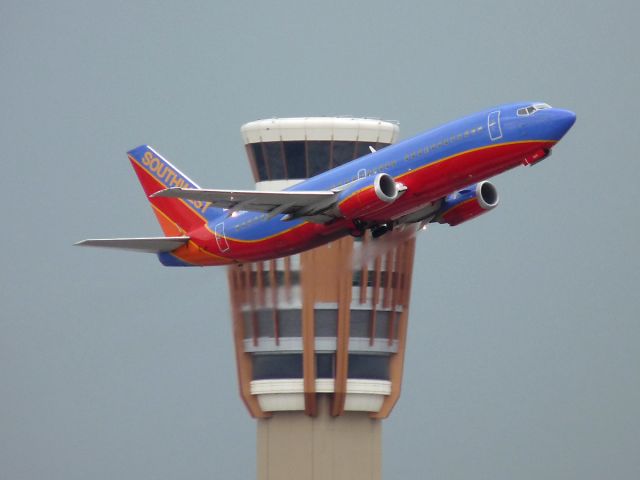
[436,181,499,226]
[337,173,404,220]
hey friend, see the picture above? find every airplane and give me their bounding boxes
[76,102,576,266]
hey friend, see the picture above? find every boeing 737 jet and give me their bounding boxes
[76,102,576,266]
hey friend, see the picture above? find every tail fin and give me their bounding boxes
[127,145,221,236]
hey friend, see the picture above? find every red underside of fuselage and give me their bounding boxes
[171,140,555,266]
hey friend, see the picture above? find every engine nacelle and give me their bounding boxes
[437,181,499,226]
[337,173,403,219]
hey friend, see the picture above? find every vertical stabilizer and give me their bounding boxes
[127,145,221,235]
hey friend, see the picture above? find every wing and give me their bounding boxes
[151,187,338,220]
[74,236,190,253]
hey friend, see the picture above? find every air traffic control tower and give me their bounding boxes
[227,118,417,480]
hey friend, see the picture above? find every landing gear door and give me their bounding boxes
[488,110,503,141]
[214,222,230,252]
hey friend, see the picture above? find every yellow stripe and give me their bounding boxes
[337,139,557,208]
[139,139,555,250]
[224,140,555,245]
[224,220,310,244]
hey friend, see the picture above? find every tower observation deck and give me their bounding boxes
[227,117,417,479]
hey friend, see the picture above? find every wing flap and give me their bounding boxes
[74,236,190,253]
[151,187,337,216]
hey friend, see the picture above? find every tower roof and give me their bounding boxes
[241,117,399,144]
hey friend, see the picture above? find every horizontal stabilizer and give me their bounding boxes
[151,187,337,216]
[74,236,190,253]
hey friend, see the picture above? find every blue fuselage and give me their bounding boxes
[219,102,574,243]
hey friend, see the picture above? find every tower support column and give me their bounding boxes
[257,396,381,480]
[233,117,405,479]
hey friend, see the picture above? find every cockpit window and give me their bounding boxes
[517,103,553,116]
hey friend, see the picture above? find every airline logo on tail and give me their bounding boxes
[129,146,212,217]
[140,150,195,189]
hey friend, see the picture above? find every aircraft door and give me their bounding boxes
[488,110,503,141]
[214,222,230,252]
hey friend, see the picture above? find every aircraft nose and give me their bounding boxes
[553,108,576,137]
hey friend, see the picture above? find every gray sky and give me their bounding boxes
[1,1,639,479]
